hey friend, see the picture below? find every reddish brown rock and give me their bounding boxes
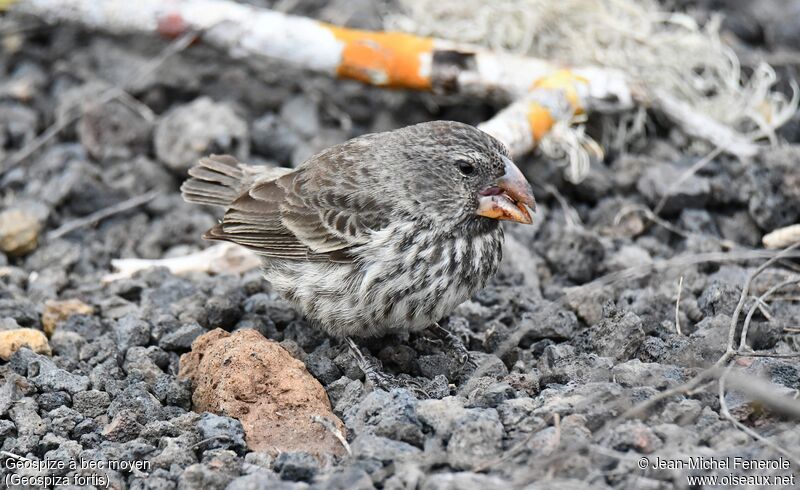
[42,298,94,337]
[179,328,347,458]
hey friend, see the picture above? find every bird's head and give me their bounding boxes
[386,121,536,229]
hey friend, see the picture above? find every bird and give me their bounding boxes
[181,120,535,386]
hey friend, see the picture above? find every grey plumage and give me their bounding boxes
[181,121,533,337]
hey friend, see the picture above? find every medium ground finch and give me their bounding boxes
[181,121,535,383]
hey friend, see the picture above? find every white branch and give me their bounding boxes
[102,243,259,282]
[763,224,800,249]
[10,0,635,159]
[12,0,766,159]
[650,89,759,158]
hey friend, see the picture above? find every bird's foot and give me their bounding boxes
[345,337,427,396]
[425,322,475,371]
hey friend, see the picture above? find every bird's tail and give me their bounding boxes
[180,154,249,208]
[181,154,291,208]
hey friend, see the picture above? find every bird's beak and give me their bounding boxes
[476,156,536,224]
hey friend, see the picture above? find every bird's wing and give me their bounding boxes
[204,160,392,262]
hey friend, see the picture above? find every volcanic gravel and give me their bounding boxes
[1,1,800,489]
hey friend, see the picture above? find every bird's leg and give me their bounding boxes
[345,337,398,391]
[425,322,473,368]
[345,337,427,395]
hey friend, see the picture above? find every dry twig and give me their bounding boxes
[614,204,690,239]
[473,414,553,473]
[544,183,583,229]
[0,32,195,176]
[573,248,800,289]
[47,190,160,241]
[725,242,800,351]
[652,145,724,215]
[718,369,800,466]
[674,276,684,336]
[311,415,351,456]
[599,243,800,432]
[714,256,800,463]
[738,279,800,353]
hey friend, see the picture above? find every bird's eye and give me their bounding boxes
[457,161,475,175]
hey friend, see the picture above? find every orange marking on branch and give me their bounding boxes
[532,70,588,114]
[325,25,433,90]
[157,12,188,39]
[527,103,556,141]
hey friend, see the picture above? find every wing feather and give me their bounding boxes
[204,154,392,262]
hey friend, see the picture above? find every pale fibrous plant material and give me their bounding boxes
[387,0,799,172]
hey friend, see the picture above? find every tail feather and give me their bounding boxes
[202,222,226,240]
[180,154,248,208]
[181,154,299,209]
[181,154,295,209]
